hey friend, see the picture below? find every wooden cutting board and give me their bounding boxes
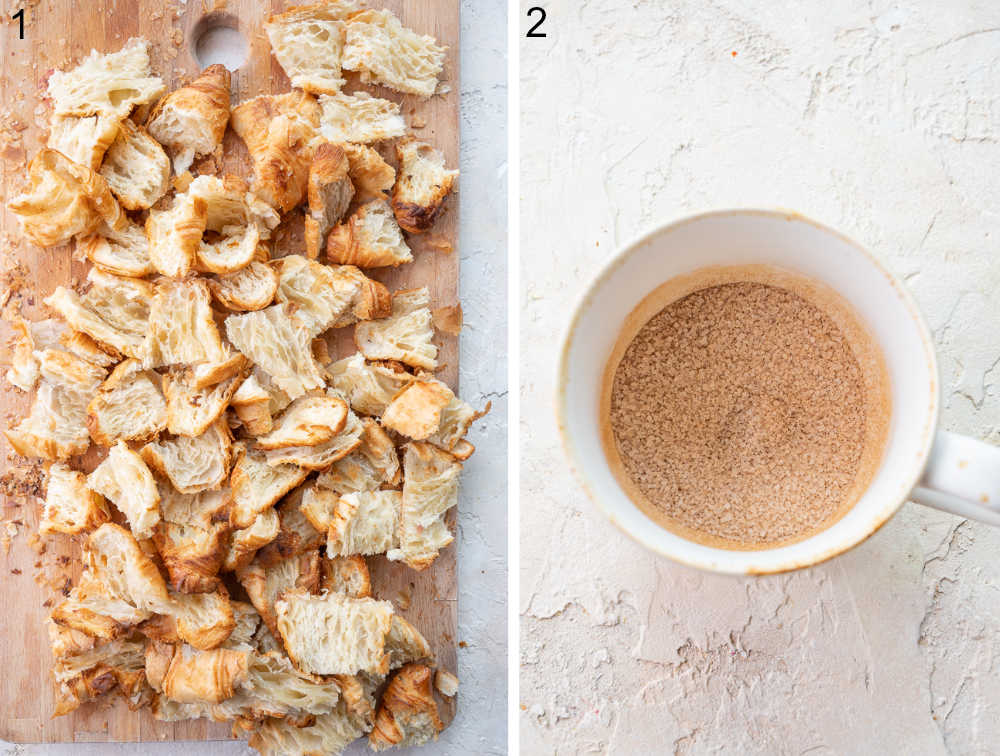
[0,0,460,744]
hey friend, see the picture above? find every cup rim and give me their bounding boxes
[555,207,941,575]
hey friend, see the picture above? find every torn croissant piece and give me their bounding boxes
[2,318,114,391]
[154,485,230,593]
[275,588,394,676]
[240,549,321,639]
[387,442,462,571]
[147,64,232,174]
[305,143,354,258]
[50,594,124,641]
[327,352,413,416]
[4,349,106,460]
[317,417,401,494]
[167,589,236,650]
[317,91,407,144]
[427,393,488,453]
[229,442,309,529]
[154,646,345,724]
[45,268,153,360]
[322,555,372,599]
[84,523,173,618]
[163,368,245,437]
[380,378,454,441]
[274,255,390,336]
[230,91,320,213]
[145,193,207,278]
[264,2,359,95]
[157,484,230,531]
[241,649,345,718]
[230,374,276,436]
[186,174,281,239]
[9,148,126,247]
[248,698,369,756]
[228,601,263,648]
[197,223,260,275]
[4,316,44,392]
[326,490,402,558]
[261,401,363,470]
[183,174,279,275]
[209,260,279,312]
[143,639,175,691]
[223,507,281,574]
[369,664,443,751]
[342,9,446,97]
[225,304,325,400]
[78,221,155,278]
[326,198,412,269]
[153,519,229,595]
[333,266,394,326]
[62,329,118,368]
[140,419,233,495]
[98,119,171,211]
[342,142,396,202]
[143,277,229,368]
[382,373,488,451]
[255,489,327,566]
[256,394,349,450]
[385,616,434,671]
[87,359,167,445]
[355,288,438,371]
[46,113,120,171]
[49,624,147,717]
[149,176,265,280]
[299,482,338,532]
[434,669,458,698]
[87,440,161,539]
[392,137,459,233]
[161,644,250,704]
[46,37,165,118]
[40,462,111,536]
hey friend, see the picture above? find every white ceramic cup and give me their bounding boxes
[557,209,1000,575]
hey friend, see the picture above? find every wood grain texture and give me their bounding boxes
[0,0,459,743]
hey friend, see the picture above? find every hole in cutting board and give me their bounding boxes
[192,13,248,70]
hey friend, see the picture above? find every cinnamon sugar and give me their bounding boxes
[608,281,869,547]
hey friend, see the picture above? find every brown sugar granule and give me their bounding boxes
[610,282,867,546]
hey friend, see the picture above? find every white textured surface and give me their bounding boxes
[0,1,507,754]
[521,1,1000,753]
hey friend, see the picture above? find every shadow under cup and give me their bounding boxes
[558,210,939,575]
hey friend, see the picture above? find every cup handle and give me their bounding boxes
[909,430,1000,526]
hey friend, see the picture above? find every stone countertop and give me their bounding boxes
[1,1,508,754]
[520,1,1000,753]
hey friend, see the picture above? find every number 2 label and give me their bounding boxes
[526,6,546,38]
